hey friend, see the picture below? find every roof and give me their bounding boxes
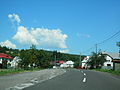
[102,52,120,59]
[66,61,74,64]
[112,59,120,63]
[82,60,88,63]
[58,61,65,64]
[0,53,12,59]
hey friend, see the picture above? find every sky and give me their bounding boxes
[0,0,120,55]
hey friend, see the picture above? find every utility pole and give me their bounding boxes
[95,44,98,54]
[53,50,57,66]
[79,52,82,67]
[95,44,98,68]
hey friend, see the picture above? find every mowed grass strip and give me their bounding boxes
[93,69,120,76]
[0,68,41,76]
[0,69,25,76]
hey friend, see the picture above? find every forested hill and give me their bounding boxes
[0,45,19,57]
[0,45,86,68]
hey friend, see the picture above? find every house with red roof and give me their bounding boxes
[0,53,13,68]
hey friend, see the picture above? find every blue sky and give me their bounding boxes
[0,0,120,55]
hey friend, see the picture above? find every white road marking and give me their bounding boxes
[83,78,86,83]
[84,73,86,76]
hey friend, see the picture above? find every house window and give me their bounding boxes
[107,60,110,62]
[107,64,111,66]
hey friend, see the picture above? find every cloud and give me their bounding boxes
[8,14,21,25]
[12,26,38,45]
[0,40,16,49]
[59,49,69,53]
[13,26,68,49]
[76,33,91,38]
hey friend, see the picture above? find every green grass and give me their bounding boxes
[93,69,120,76]
[0,68,41,76]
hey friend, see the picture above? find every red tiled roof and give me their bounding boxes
[0,53,12,59]
[58,61,65,64]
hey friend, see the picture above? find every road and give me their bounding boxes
[23,69,120,90]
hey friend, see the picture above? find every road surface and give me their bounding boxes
[23,69,120,90]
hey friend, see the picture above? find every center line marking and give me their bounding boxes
[84,73,86,76]
[83,78,86,83]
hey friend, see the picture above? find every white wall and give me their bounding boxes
[102,55,113,69]
[103,56,113,67]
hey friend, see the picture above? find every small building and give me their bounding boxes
[82,56,90,69]
[113,58,120,71]
[0,53,13,68]
[10,56,21,69]
[60,61,74,68]
[65,61,74,68]
[52,60,74,68]
[102,52,119,70]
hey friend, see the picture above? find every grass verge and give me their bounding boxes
[0,68,41,76]
[93,69,120,76]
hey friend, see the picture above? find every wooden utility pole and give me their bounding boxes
[79,52,82,67]
[95,44,98,68]
[95,44,98,54]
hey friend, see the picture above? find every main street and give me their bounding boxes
[23,69,120,90]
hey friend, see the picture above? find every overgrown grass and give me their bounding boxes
[93,69,120,76]
[0,68,41,76]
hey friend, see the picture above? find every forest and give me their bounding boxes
[0,45,85,69]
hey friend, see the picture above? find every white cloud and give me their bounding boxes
[13,26,38,45]
[59,49,69,53]
[8,14,21,25]
[13,26,68,49]
[0,40,16,49]
[76,33,91,38]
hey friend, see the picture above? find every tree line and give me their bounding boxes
[0,45,85,69]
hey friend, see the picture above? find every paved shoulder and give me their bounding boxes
[0,69,66,90]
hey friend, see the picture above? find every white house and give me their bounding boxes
[82,56,90,69]
[60,60,74,68]
[9,56,21,68]
[102,52,119,69]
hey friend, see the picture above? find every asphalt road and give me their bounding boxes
[23,69,120,90]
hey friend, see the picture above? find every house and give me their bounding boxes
[102,52,119,70]
[52,60,74,68]
[60,61,74,68]
[0,53,13,68]
[65,61,74,68]
[10,56,21,69]
[52,60,65,68]
[113,58,120,71]
[82,56,90,69]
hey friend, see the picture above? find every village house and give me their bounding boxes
[81,56,90,69]
[53,60,74,68]
[102,52,119,70]
[10,56,21,69]
[113,58,120,71]
[0,53,13,69]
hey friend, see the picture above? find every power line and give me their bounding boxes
[97,30,120,45]
[82,30,120,54]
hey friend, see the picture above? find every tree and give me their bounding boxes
[19,49,30,69]
[30,44,36,50]
[88,52,106,69]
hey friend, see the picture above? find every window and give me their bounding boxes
[107,64,111,66]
